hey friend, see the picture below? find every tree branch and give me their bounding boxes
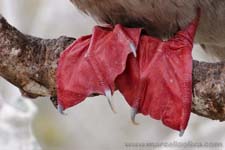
[0,15,225,121]
[0,15,74,98]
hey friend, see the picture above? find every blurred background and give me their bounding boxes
[0,0,224,150]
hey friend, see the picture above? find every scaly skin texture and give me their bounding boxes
[70,0,225,59]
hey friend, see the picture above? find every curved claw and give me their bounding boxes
[129,42,137,58]
[105,89,116,113]
[57,104,65,115]
[179,130,185,137]
[131,107,139,125]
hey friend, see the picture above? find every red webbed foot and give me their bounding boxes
[57,25,141,113]
[116,12,200,133]
[56,11,200,134]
